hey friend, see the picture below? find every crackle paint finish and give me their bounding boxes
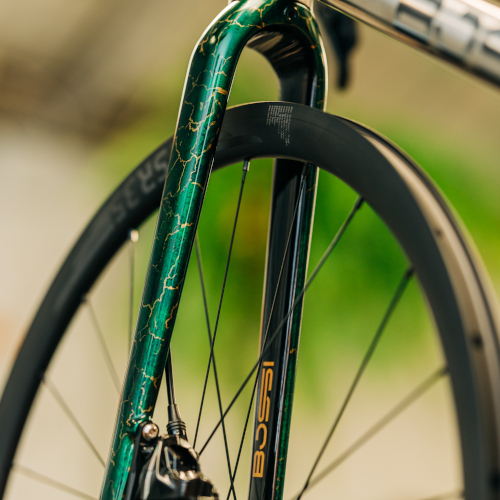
[100,1,326,498]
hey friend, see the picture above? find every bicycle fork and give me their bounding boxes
[100,1,327,499]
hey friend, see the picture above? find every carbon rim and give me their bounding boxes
[0,102,499,499]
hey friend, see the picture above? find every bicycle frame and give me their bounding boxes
[101,1,326,499]
[319,0,500,86]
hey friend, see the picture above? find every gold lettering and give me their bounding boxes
[258,368,273,423]
[256,423,267,450]
[258,368,267,422]
[252,451,265,477]
[254,364,274,478]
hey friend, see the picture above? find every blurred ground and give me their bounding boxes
[1,0,500,498]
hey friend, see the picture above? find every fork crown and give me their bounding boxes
[100,0,326,498]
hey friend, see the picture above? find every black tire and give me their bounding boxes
[1,102,499,499]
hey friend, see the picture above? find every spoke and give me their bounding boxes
[289,367,448,499]
[226,165,312,496]
[199,196,364,455]
[192,234,224,448]
[13,463,97,499]
[194,234,239,500]
[196,160,250,500]
[128,229,138,348]
[225,373,259,500]
[42,378,105,467]
[260,164,312,355]
[84,298,121,394]
[297,266,414,500]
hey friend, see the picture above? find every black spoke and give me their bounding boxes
[84,298,121,394]
[297,266,414,500]
[13,463,97,500]
[194,234,239,500]
[260,164,312,355]
[128,229,138,348]
[289,366,448,499]
[196,160,250,500]
[226,165,312,496]
[199,196,364,455]
[193,234,222,449]
[225,373,258,500]
[42,378,105,467]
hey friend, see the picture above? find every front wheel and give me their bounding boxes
[1,102,499,500]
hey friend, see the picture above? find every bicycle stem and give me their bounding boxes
[100,1,326,499]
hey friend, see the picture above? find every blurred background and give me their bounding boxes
[1,0,500,498]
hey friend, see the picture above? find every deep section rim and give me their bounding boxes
[0,102,499,499]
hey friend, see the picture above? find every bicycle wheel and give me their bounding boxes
[1,101,499,500]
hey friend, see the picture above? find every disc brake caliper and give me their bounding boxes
[124,422,219,500]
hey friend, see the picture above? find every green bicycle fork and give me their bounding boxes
[100,1,326,498]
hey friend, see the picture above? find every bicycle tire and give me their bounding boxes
[1,101,499,500]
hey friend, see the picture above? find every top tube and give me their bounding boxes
[318,0,500,86]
